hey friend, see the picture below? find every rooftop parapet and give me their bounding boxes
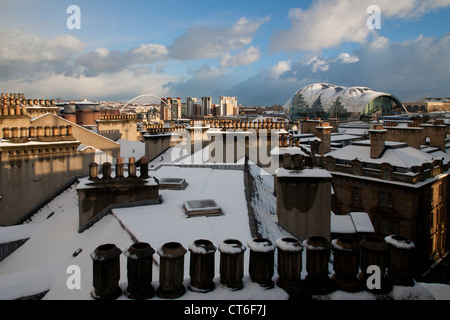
[143,123,185,135]
[1,125,76,143]
[206,119,284,131]
[97,114,137,121]
[0,92,56,108]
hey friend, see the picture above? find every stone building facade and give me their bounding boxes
[324,124,449,279]
[0,93,119,226]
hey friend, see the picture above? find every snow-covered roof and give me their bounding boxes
[325,141,436,168]
[330,212,375,234]
[1,142,448,301]
[275,167,333,179]
[0,163,289,300]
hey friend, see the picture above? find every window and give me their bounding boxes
[382,168,390,180]
[380,218,391,234]
[352,186,360,201]
[379,191,393,208]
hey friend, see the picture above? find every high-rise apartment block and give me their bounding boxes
[186,97,197,118]
[219,96,238,116]
[160,97,182,121]
[202,97,212,116]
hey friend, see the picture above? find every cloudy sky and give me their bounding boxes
[0,0,449,105]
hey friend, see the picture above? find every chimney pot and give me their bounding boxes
[91,243,122,300]
[156,242,187,299]
[218,239,246,290]
[11,127,19,138]
[124,242,155,299]
[2,127,11,139]
[188,239,217,293]
[36,126,44,137]
[247,238,275,288]
[128,157,136,177]
[276,237,303,293]
[102,162,112,179]
[89,163,99,180]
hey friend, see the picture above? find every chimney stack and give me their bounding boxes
[369,124,387,159]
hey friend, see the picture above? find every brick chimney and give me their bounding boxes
[275,154,332,240]
[316,122,332,155]
[369,124,387,159]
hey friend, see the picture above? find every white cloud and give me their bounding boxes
[0,69,178,101]
[336,52,359,64]
[168,16,270,60]
[269,60,292,78]
[0,29,85,63]
[0,29,85,81]
[305,56,330,73]
[222,32,450,105]
[76,43,168,77]
[132,43,169,60]
[93,48,109,59]
[219,46,261,67]
[270,0,450,52]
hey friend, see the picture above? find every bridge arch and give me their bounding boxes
[120,94,178,123]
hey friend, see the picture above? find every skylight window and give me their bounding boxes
[158,177,188,190]
[183,199,223,218]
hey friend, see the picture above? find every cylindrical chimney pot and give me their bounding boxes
[331,236,362,292]
[11,127,19,139]
[303,236,334,294]
[276,237,303,287]
[52,126,59,137]
[188,239,217,293]
[247,238,275,288]
[139,156,149,179]
[44,126,51,137]
[115,157,124,178]
[218,239,246,290]
[128,157,136,177]
[385,235,415,286]
[36,126,44,138]
[20,127,28,139]
[360,236,390,292]
[2,127,11,139]
[59,125,67,136]
[28,126,36,138]
[102,162,112,179]
[89,163,99,180]
[156,242,187,299]
[91,243,122,300]
[124,242,156,300]
[282,153,291,169]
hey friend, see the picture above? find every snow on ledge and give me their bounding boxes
[385,235,415,249]
[247,238,274,253]
[275,237,303,252]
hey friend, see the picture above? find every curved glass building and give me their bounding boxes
[284,83,406,121]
